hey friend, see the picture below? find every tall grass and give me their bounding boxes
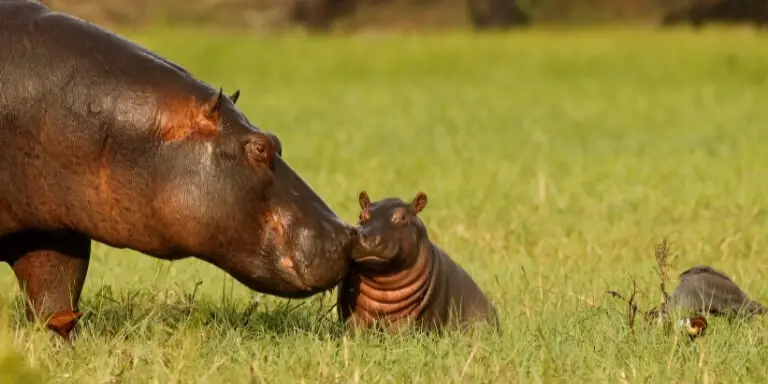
[2,26,768,382]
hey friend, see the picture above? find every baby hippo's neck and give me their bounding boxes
[353,241,437,327]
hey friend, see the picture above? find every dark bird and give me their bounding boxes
[678,315,708,339]
[662,265,766,318]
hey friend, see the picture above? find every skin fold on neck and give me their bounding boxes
[352,241,438,327]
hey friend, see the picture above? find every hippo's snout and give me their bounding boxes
[351,229,399,266]
[277,219,357,295]
[359,234,383,250]
[352,230,378,258]
[328,222,358,259]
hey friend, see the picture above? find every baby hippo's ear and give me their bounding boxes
[411,192,428,214]
[359,191,371,210]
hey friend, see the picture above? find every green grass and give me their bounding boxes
[3,26,768,383]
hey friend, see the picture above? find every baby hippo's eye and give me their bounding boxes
[391,209,409,227]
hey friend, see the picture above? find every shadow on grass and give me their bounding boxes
[5,282,505,347]
[6,284,348,342]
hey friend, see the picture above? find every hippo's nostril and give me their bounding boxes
[360,236,374,249]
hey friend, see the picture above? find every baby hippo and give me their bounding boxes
[337,191,499,333]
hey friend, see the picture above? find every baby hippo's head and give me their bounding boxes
[352,191,429,271]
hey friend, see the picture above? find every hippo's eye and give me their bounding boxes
[253,142,266,154]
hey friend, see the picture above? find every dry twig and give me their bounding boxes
[627,280,638,331]
[654,237,671,306]
[607,280,639,334]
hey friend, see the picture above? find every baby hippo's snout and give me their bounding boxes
[351,227,397,265]
[352,233,379,260]
[359,233,383,249]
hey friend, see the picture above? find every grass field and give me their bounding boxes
[2,26,768,383]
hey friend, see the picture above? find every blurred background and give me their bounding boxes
[1,1,766,382]
[41,0,768,33]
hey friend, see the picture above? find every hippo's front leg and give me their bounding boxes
[2,230,91,341]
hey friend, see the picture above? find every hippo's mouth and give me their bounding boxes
[353,255,390,265]
[352,241,399,267]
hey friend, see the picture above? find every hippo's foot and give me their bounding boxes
[1,230,91,341]
[47,310,84,341]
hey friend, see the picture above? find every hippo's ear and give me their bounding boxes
[359,191,371,210]
[204,87,225,118]
[411,192,427,214]
[230,90,241,105]
[264,132,283,156]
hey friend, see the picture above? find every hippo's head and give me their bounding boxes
[351,191,429,272]
[152,88,356,298]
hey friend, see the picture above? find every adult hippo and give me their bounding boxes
[0,0,356,340]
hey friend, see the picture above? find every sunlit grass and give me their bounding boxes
[2,26,768,382]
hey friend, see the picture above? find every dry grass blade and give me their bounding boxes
[317,302,338,324]
[654,237,671,306]
[628,280,638,332]
[607,290,628,302]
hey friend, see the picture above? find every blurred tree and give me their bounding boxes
[44,0,768,31]
[466,0,530,29]
[291,0,358,31]
[44,0,295,29]
[660,0,768,28]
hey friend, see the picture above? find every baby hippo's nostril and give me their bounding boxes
[358,234,378,249]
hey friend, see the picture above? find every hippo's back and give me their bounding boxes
[1,1,194,89]
[0,0,216,146]
[0,0,215,236]
[428,244,499,330]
